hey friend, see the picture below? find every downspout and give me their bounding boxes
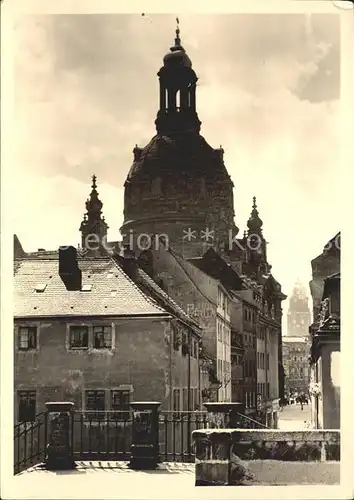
[169,322,173,411]
[187,330,192,457]
[265,326,269,424]
[198,337,201,407]
[188,331,191,411]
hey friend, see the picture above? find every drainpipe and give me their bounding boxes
[265,327,269,424]
[188,331,191,411]
[187,331,192,457]
[169,322,173,411]
[198,338,201,407]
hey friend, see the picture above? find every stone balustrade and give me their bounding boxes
[193,428,340,486]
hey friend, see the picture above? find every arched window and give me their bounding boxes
[176,90,180,109]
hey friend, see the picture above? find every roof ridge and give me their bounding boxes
[109,257,168,315]
[137,267,201,329]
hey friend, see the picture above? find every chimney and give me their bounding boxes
[116,246,138,282]
[59,246,82,291]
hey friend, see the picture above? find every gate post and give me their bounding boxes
[129,401,161,470]
[45,402,76,470]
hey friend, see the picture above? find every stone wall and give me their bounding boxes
[14,316,200,419]
[193,428,340,485]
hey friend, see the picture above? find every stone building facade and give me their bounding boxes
[287,280,312,337]
[309,233,340,429]
[282,336,311,395]
[13,184,202,422]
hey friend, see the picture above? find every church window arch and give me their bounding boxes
[176,90,180,109]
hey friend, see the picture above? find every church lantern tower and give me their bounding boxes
[121,19,238,258]
[244,197,271,279]
[155,21,201,136]
[80,175,108,251]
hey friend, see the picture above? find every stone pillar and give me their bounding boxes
[129,402,161,470]
[204,402,245,428]
[194,429,231,486]
[45,402,75,470]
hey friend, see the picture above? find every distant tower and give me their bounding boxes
[80,175,109,251]
[287,280,312,337]
[244,197,271,279]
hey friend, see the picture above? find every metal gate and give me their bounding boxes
[71,410,132,461]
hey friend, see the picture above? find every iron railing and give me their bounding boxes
[14,412,47,474]
[14,408,269,474]
[71,410,132,461]
[158,411,208,462]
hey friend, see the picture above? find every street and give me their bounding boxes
[278,401,312,430]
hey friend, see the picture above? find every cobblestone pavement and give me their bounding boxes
[278,402,312,430]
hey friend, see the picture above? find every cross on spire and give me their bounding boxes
[174,16,181,47]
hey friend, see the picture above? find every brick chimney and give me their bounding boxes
[115,246,138,282]
[59,246,82,291]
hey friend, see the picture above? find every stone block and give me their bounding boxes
[195,461,229,486]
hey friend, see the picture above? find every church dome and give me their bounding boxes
[127,134,228,181]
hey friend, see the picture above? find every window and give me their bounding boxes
[18,391,36,422]
[69,326,89,349]
[18,327,37,350]
[266,353,269,370]
[267,383,270,398]
[93,325,112,349]
[111,389,130,420]
[85,390,105,419]
[193,340,198,358]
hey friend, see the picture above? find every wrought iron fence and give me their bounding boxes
[14,407,268,474]
[71,411,132,461]
[14,412,47,475]
[158,411,208,462]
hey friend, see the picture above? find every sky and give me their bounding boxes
[12,13,341,326]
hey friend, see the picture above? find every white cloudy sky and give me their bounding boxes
[12,13,341,324]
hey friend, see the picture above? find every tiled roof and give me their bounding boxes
[14,255,168,318]
[134,267,202,332]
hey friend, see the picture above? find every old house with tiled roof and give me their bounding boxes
[13,179,202,423]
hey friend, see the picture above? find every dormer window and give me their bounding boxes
[81,284,92,292]
[34,284,47,293]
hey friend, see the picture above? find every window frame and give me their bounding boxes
[69,325,89,350]
[18,326,38,351]
[110,389,130,421]
[93,325,112,349]
[84,389,106,419]
[17,390,37,422]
